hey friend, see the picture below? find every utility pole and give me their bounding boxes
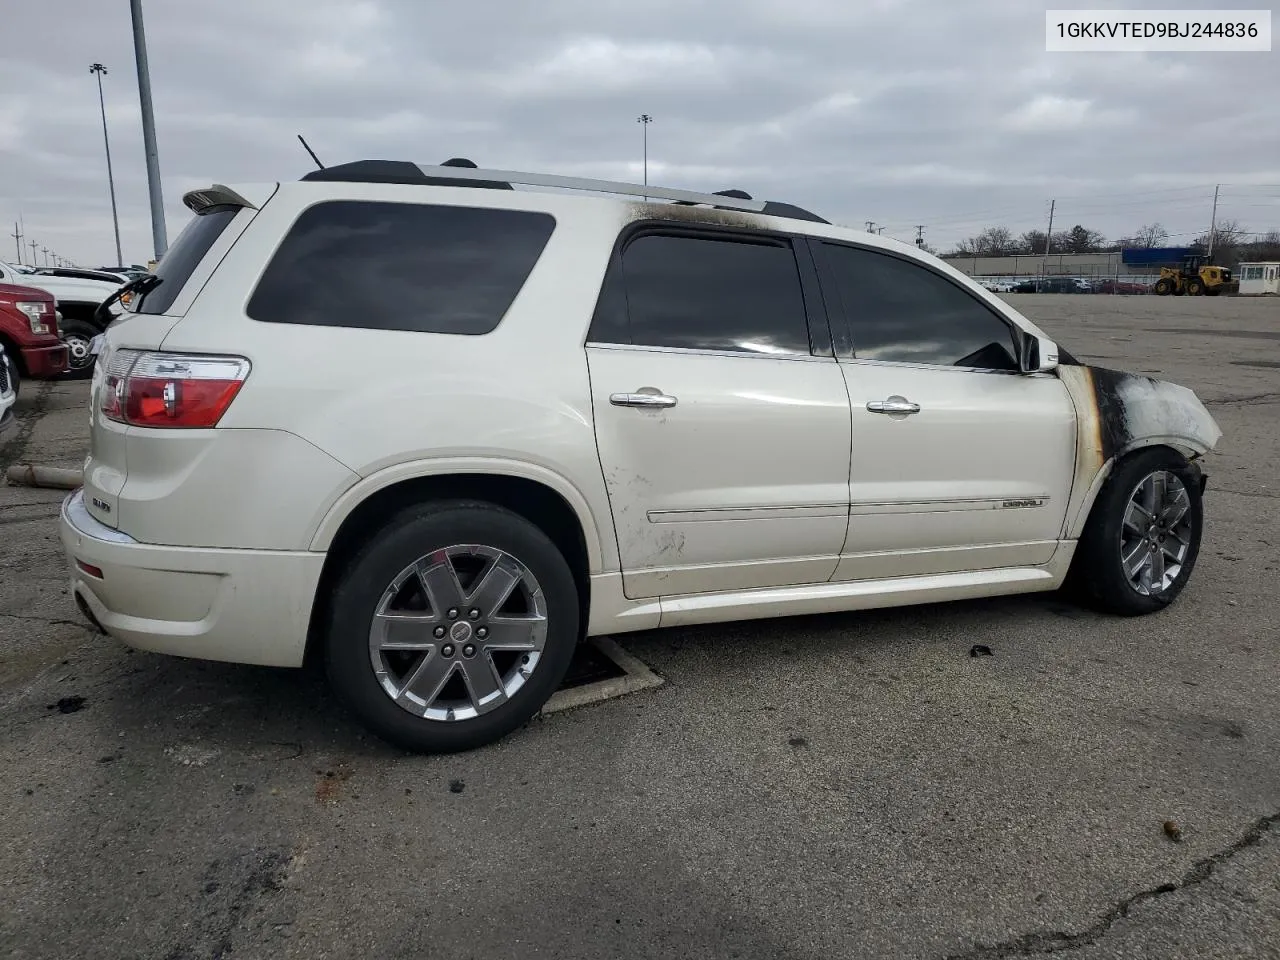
[865,220,876,232]
[915,225,925,248]
[1040,199,1056,277]
[29,240,38,264]
[42,246,49,266]
[1206,184,1220,260]
[11,222,22,263]
[636,114,653,191]
[90,63,124,267]
[131,0,168,259]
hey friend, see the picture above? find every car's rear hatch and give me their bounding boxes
[83,183,278,531]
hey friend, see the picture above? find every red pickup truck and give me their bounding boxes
[0,281,69,391]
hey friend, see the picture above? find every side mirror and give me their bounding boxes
[1019,331,1059,374]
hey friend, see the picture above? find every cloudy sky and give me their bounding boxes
[1,0,1276,266]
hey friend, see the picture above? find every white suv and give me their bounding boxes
[60,159,1223,752]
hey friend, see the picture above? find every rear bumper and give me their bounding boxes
[59,488,324,668]
[20,341,69,378]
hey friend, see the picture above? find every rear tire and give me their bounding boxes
[324,500,580,753]
[1153,278,1173,296]
[1070,448,1204,616]
[1185,278,1205,296]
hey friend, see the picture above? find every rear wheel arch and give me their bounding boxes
[305,470,597,665]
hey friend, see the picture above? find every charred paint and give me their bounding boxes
[1056,362,1222,538]
[624,202,770,231]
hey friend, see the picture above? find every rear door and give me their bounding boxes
[811,239,1076,580]
[586,225,853,599]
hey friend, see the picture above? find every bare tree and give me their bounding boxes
[1130,223,1169,248]
[952,226,1018,257]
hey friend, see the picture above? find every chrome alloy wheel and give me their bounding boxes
[1120,470,1194,596]
[368,544,548,722]
[64,334,93,370]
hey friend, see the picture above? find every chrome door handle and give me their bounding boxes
[866,395,921,415]
[610,390,678,409]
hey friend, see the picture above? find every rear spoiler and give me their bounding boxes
[182,184,259,214]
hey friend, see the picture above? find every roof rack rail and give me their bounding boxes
[299,160,829,224]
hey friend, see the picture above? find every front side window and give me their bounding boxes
[247,201,556,335]
[819,242,1020,370]
[613,233,812,356]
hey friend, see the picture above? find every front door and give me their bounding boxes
[586,228,853,599]
[811,239,1076,580]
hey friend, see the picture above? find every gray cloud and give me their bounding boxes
[1,0,1276,266]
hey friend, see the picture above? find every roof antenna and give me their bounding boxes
[297,134,325,170]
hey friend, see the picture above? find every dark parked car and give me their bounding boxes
[1013,277,1090,294]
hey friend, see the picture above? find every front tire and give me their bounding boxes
[1153,278,1173,296]
[1071,448,1204,616]
[59,318,100,379]
[324,500,580,753]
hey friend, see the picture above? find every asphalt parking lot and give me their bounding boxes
[2,294,1278,960]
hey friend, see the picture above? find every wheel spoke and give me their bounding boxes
[460,653,506,709]
[1137,553,1155,593]
[483,615,545,651]
[1148,545,1167,588]
[1161,542,1183,564]
[1149,472,1167,516]
[373,612,440,650]
[1122,541,1148,579]
[418,553,466,615]
[468,555,523,614]
[398,651,455,708]
[1159,488,1189,527]
[1123,499,1153,534]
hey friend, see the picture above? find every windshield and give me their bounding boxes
[134,204,240,315]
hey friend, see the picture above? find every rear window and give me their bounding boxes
[134,205,239,315]
[245,201,556,335]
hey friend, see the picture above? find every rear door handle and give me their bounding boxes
[866,395,921,415]
[610,390,678,409]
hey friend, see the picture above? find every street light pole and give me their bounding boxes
[636,114,653,188]
[131,0,168,260]
[89,63,124,268]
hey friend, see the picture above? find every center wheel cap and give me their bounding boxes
[449,621,473,643]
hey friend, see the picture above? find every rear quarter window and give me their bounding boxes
[245,201,556,335]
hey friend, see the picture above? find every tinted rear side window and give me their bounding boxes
[246,201,556,335]
[614,234,811,356]
[135,205,239,315]
[818,242,1019,370]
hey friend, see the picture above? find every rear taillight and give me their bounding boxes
[100,350,250,429]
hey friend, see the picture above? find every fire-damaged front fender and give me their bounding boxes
[1057,364,1222,540]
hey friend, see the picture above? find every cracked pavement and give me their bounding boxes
[2,295,1279,959]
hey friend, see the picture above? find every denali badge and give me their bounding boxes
[1001,498,1045,509]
